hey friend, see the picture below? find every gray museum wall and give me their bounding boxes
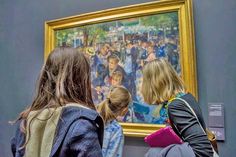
[0,0,235,156]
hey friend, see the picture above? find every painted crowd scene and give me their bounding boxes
[55,12,180,124]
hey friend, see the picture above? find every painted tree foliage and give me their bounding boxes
[56,22,115,47]
[55,12,179,47]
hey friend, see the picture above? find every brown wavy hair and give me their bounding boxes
[15,47,95,148]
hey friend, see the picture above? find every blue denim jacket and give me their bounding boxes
[102,120,124,157]
[11,106,104,157]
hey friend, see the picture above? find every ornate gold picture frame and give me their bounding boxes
[45,0,197,137]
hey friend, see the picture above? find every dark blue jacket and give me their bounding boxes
[11,106,104,157]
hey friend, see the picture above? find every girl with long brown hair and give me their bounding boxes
[97,86,131,157]
[11,47,104,157]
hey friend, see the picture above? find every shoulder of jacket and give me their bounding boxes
[62,106,100,121]
[168,98,186,109]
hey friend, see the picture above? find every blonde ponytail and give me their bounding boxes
[97,98,116,124]
[97,86,131,124]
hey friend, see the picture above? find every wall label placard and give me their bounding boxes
[208,103,225,141]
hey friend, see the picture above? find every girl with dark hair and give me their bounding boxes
[11,47,104,157]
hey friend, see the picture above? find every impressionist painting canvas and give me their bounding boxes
[45,0,196,136]
[54,12,179,124]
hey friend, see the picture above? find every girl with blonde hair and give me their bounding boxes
[97,86,131,157]
[11,47,104,157]
[142,59,214,157]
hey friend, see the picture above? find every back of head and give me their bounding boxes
[20,47,95,119]
[39,47,94,108]
[141,59,185,104]
[97,86,131,124]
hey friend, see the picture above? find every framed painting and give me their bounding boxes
[44,0,197,137]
